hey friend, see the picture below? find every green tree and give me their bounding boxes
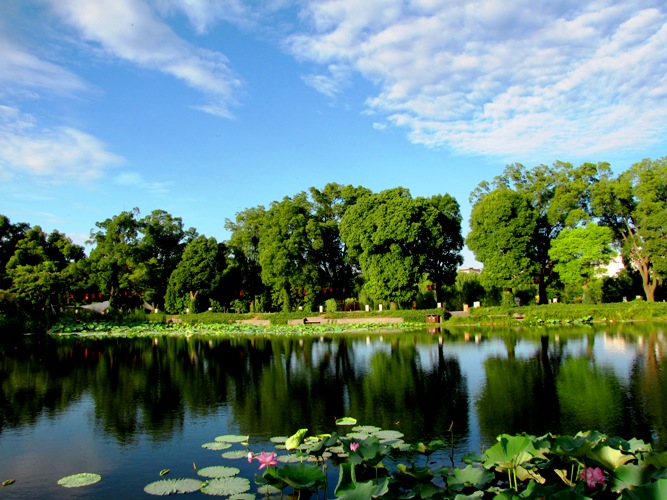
[6,226,84,312]
[259,193,318,311]
[340,188,462,306]
[548,223,615,302]
[87,208,144,310]
[225,205,268,311]
[165,236,226,313]
[469,162,611,303]
[592,157,667,301]
[137,210,197,311]
[0,215,30,289]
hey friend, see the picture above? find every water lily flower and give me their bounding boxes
[350,442,359,452]
[580,467,606,488]
[256,451,278,470]
[247,451,254,463]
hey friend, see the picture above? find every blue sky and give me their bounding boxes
[1,0,666,267]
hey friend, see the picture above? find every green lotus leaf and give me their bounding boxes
[374,429,404,441]
[277,454,302,463]
[257,484,281,495]
[197,466,241,478]
[447,465,492,492]
[202,441,232,450]
[351,425,381,434]
[229,494,256,500]
[619,477,667,499]
[270,436,288,444]
[222,450,251,459]
[159,469,170,476]
[483,434,535,471]
[335,417,357,426]
[611,463,645,492]
[587,444,634,470]
[57,472,102,488]
[215,435,249,443]
[345,432,370,440]
[274,463,326,489]
[285,428,308,450]
[144,478,203,495]
[2,479,16,486]
[201,477,251,496]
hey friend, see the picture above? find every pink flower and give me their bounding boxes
[350,442,359,452]
[580,467,606,488]
[256,451,278,470]
[247,452,254,463]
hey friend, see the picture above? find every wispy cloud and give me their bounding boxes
[0,105,122,182]
[49,0,243,118]
[113,171,174,195]
[288,0,667,159]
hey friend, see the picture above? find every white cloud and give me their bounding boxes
[0,105,122,182]
[49,0,243,118]
[0,33,88,97]
[289,0,667,159]
[114,171,174,195]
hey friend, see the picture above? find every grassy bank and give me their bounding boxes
[176,301,667,326]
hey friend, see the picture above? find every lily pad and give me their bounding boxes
[229,494,256,500]
[197,466,241,478]
[352,425,381,434]
[222,450,251,459]
[375,430,404,441]
[257,484,282,495]
[270,436,288,444]
[203,441,233,450]
[278,454,302,463]
[144,478,203,495]
[57,472,102,488]
[336,417,357,426]
[201,477,251,496]
[215,435,249,443]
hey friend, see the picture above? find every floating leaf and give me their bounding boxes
[197,466,240,478]
[257,484,282,495]
[270,436,288,444]
[159,469,170,476]
[201,477,251,496]
[375,430,404,441]
[336,417,357,426]
[202,442,232,450]
[57,472,102,488]
[278,454,302,463]
[215,435,249,443]
[352,425,381,434]
[144,478,203,495]
[229,494,256,500]
[285,428,308,450]
[222,450,251,459]
[2,479,15,486]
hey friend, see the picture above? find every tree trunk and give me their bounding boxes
[623,224,657,302]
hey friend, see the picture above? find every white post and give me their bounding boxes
[379,304,383,311]
[365,304,370,312]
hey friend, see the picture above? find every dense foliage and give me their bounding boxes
[1,157,666,330]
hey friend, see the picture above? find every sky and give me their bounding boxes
[1,0,666,267]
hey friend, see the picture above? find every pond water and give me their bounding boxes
[1,322,666,498]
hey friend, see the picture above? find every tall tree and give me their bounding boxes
[165,236,226,313]
[592,157,667,301]
[138,210,197,310]
[469,161,611,303]
[259,193,317,311]
[548,223,615,302]
[0,215,30,289]
[340,188,462,306]
[87,208,144,310]
[6,226,84,312]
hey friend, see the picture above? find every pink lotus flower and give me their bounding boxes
[580,467,606,488]
[350,442,359,452]
[256,451,278,470]
[247,452,254,463]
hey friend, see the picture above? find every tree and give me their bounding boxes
[469,161,611,303]
[0,215,30,289]
[165,236,226,313]
[548,223,615,302]
[592,157,667,301]
[259,193,318,311]
[340,188,463,306]
[467,189,538,292]
[6,225,84,312]
[87,208,144,310]
[137,210,197,311]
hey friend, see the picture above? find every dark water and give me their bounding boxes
[1,323,666,498]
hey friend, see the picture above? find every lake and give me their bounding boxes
[0,322,665,498]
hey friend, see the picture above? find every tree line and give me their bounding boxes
[1,157,665,323]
